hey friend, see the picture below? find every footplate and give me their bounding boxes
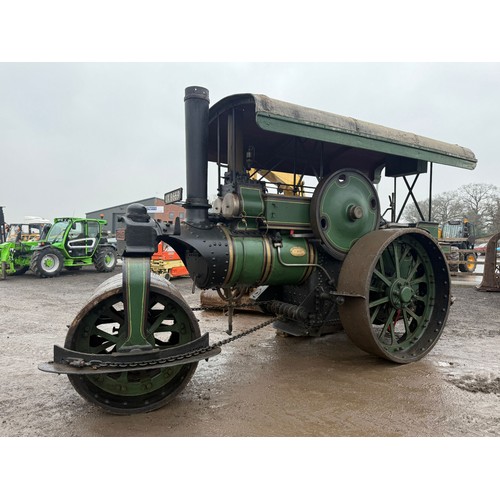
[38,333,221,375]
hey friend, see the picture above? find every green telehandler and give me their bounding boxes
[1,217,117,279]
[29,217,118,278]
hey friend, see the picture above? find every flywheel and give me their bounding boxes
[311,169,380,260]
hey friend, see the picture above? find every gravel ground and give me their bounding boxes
[1,266,499,438]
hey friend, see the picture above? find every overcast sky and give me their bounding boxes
[1,62,498,223]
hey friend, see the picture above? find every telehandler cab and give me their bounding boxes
[28,217,117,278]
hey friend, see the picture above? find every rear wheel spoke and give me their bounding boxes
[373,268,392,287]
[379,308,397,341]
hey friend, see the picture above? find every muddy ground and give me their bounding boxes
[0,266,499,437]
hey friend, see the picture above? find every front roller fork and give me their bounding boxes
[121,256,155,352]
[39,251,219,414]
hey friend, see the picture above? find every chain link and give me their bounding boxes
[78,302,278,370]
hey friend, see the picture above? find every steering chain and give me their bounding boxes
[73,301,279,371]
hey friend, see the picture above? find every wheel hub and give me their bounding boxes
[42,256,56,270]
[389,278,414,308]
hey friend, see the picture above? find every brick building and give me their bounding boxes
[86,197,186,235]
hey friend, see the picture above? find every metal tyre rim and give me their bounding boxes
[104,251,116,269]
[41,253,60,272]
[338,229,450,363]
[65,285,200,414]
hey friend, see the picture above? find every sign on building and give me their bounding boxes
[145,206,165,214]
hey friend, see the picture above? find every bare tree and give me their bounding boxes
[489,202,500,236]
[402,190,464,224]
[430,191,466,224]
[401,199,430,223]
[401,183,500,237]
[457,183,500,236]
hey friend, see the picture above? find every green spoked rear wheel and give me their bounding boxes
[65,273,200,414]
[338,228,451,363]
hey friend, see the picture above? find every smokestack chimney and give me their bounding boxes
[184,86,210,227]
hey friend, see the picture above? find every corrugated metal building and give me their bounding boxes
[86,197,186,235]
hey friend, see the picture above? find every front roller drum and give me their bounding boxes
[337,228,451,363]
[63,273,202,414]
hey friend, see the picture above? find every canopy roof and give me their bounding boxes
[208,93,477,180]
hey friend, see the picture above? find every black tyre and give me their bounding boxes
[448,246,460,273]
[93,247,117,272]
[459,252,477,273]
[13,266,29,275]
[30,247,64,278]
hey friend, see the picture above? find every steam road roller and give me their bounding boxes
[39,87,477,414]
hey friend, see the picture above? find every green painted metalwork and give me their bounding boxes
[69,294,191,397]
[264,196,311,229]
[265,237,313,285]
[228,236,265,285]
[254,106,477,170]
[369,235,436,355]
[314,171,379,255]
[240,186,264,218]
[415,220,439,239]
[258,114,477,169]
[121,257,152,351]
[208,93,477,172]
[235,187,264,231]
[227,235,314,286]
